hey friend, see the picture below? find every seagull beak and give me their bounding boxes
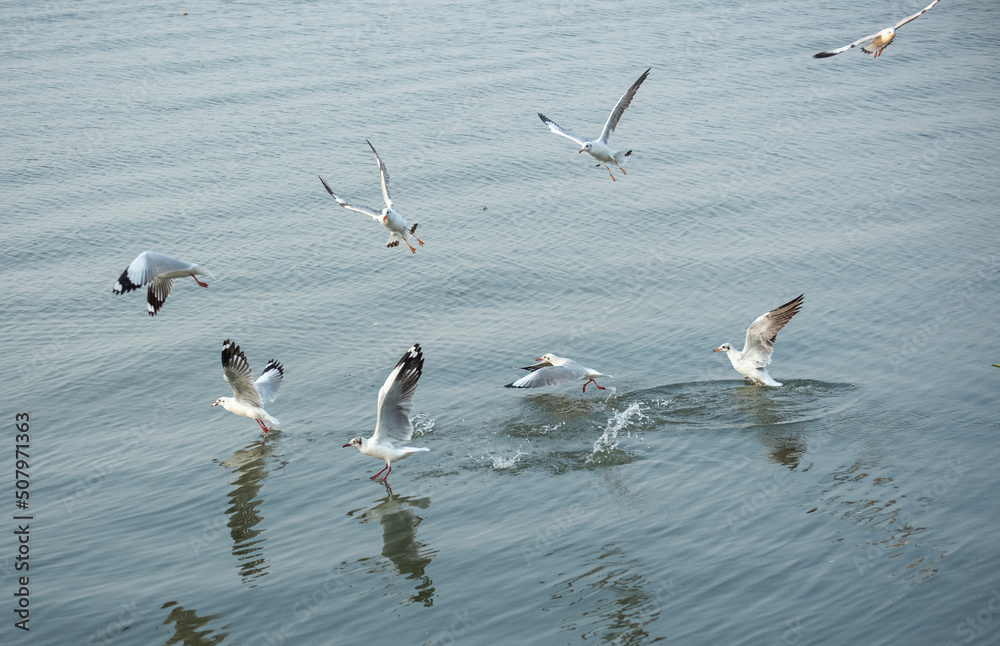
[578,149,584,153]
[342,443,352,448]
[536,357,545,361]
[713,347,723,352]
[211,401,219,407]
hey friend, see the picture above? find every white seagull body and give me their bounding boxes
[112,251,214,316]
[714,295,804,387]
[318,139,424,253]
[538,67,651,181]
[344,344,428,482]
[212,339,284,433]
[505,353,611,393]
[813,0,941,59]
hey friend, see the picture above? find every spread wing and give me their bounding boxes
[504,362,588,388]
[221,339,263,408]
[813,32,882,58]
[895,0,940,30]
[318,176,381,221]
[538,113,587,147]
[366,139,393,208]
[146,278,175,316]
[254,360,284,404]
[113,251,198,293]
[372,344,424,445]
[599,67,650,145]
[742,295,804,367]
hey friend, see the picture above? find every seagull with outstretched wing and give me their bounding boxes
[112,251,214,316]
[318,139,424,253]
[538,68,651,181]
[505,353,611,393]
[344,344,429,482]
[714,295,804,386]
[212,339,284,433]
[814,0,941,59]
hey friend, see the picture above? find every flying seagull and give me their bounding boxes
[538,67,651,181]
[212,339,284,433]
[813,0,941,59]
[505,353,611,392]
[112,251,214,316]
[714,295,803,386]
[318,139,424,253]
[344,344,428,482]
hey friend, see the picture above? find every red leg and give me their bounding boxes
[616,162,627,175]
[605,165,616,181]
[256,419,271,433]
[414,236,424,247]
[190,274,209,288]
[370,461,389,480]
[405,240,417,253]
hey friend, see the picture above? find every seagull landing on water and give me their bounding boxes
[714,295,803,387]
[344,344,428,482]
[112,251,214,316]
[318,139,424,254]
[212,339,284,434]
[505,354,611,393]
[538,67,650,181]
[813,0,941,59]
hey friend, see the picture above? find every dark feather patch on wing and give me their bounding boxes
[114,268,141,294]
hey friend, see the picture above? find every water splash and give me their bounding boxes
[412,413,435,437]
[587,402,646,464]
[491,450,526,470]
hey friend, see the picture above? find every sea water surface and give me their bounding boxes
[2,0,999,644]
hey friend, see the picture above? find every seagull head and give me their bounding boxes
[713,343,732,353]
[211,397,228,407]
[536,353,558,364]
[579,142,593,154]
[343,437,364,449]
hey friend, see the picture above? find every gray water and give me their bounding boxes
[2,0,999,644]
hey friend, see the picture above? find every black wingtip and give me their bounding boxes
[813,51,835,59]
[318,175,335,196]
[113,268,140,294]
[538,112,548,123]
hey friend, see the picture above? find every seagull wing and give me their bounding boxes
[367,139,393,208]
[146,278,175,316]
[318,176,381,221]
[505,362,588,388]
[254,360,284,404]
[741,295,804,367]
[221,339,263,408]
[894,0,940,30]
[538,113,587,147]
[599,67,650,145]
[372,344,424,445]
[813,32,882,58]
[114,251,198,293]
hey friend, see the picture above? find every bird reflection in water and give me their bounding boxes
[727,386,808,469]
[159,601,229,646]
[217,436,278,586]
[348,484,436,606]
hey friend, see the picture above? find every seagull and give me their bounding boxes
[212,339,284,433]
[344,344,428,482]
[538,67,650,181]
[714,295,804,387]
[813,0,941,59]
[505,354,611,392]
[318,139,424,253]
[112,251,214,316]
